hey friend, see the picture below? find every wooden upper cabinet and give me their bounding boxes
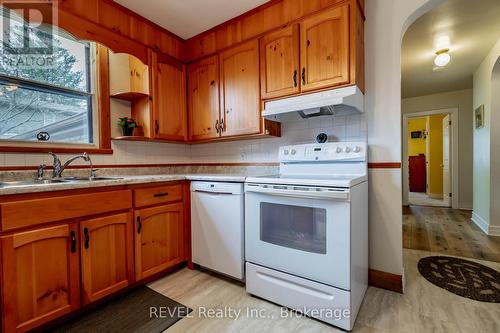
[188,56,220,141]
[219,40,261,137]
[134,203,186,281]
[260,25,300,99]
[98,0,131,36]
[300,4,350,92]
[80,213,134,305]
[0,224,81,333]
[108,51,150,99]
[153,56,187,141]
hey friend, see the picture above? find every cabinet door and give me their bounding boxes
[0,224,80,333]
[220,40,261,137]
[109,51,149,97]
[153,57,187,141]
[80,213,134,305]
[135,203,185,280]
[260,25,300,99]
[188,56,220,141]
[300,4,350,92]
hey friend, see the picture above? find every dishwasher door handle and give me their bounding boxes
[194,190,235,195]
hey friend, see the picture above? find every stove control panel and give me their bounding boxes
[279,142,367,162]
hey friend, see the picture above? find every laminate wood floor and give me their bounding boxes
[148,249,500,333]
[403,205,500,262]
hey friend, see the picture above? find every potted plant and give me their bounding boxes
[118,117,137,136]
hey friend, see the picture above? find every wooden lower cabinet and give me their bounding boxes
[0,224,81,333]
[80,212,134,305]
[134,202,185,280]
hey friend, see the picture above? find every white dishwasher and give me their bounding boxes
[191,181,244,280]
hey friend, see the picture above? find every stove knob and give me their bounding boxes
[284,149,290,155]
[291,149,297,155]
[345,147,351,153]
[353,146,361,153]
[336,147,342,154]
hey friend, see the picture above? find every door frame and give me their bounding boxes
[402,108,459,208]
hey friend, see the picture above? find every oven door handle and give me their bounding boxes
[245,186,349,200]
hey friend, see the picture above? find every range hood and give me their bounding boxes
[262,85,364,119]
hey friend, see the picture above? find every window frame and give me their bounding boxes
[0,41,112,154]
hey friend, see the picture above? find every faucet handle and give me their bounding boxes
[90,168,99,178]
[36,164,46,181]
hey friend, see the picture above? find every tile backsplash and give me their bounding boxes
[0,113,367,167]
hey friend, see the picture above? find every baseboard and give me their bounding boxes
[368,269,403,293]
[489,225,500,237]
[471,212,489,234]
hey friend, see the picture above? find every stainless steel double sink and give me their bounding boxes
[0,177,124,188]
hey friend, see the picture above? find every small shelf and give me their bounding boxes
[111,136,187,144]
[112,136,152,142]
[110,92,149,102]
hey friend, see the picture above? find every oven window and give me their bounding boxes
[260,202,327,254]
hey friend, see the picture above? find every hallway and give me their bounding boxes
[403,205,500,262]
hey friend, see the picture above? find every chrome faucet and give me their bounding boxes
[48,152,94,179]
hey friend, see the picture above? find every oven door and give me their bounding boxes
[244,183,351,290]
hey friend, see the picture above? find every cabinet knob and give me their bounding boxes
[302,68,306,85]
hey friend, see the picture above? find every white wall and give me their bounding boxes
[472,39,500,235]
[365,0,446,276]
[402,89,474,209]
[491,59,500,235]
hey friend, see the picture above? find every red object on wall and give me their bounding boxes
[409,155,426,192]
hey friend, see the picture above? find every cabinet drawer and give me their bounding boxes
[0,190,132,232]
[134,184,183,208]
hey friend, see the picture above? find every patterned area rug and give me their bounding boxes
[418,256,500,303]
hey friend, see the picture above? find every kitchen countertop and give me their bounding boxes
[0,174,249,196]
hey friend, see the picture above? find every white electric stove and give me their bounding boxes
[244,142,368,331]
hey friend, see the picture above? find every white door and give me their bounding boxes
[442,115,451,207]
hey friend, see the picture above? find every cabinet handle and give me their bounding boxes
[137,216,142,234]
[83,228,90,250]
[220,118,225,132]
[155,120,159,134]
[302,68,306,85]
[215,119,220,134]
[70,230,76,253]
[153,192,169,198]
[293,70,298,87]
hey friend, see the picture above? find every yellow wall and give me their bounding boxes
[427,114,446,197]
[408,118,427,156]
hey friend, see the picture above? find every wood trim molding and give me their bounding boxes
[0,162,279,172]
[0,146,113,155]
[368,269,403,293]
[368,162,402,169]
[97,44,111,149]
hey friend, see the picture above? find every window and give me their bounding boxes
[0,7,97,145]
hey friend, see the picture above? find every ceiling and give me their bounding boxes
[401,0,500,98]
[114,0,270,39]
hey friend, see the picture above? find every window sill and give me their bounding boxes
[0,146,113,155]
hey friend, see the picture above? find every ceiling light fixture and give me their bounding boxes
[434,48,451,67]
